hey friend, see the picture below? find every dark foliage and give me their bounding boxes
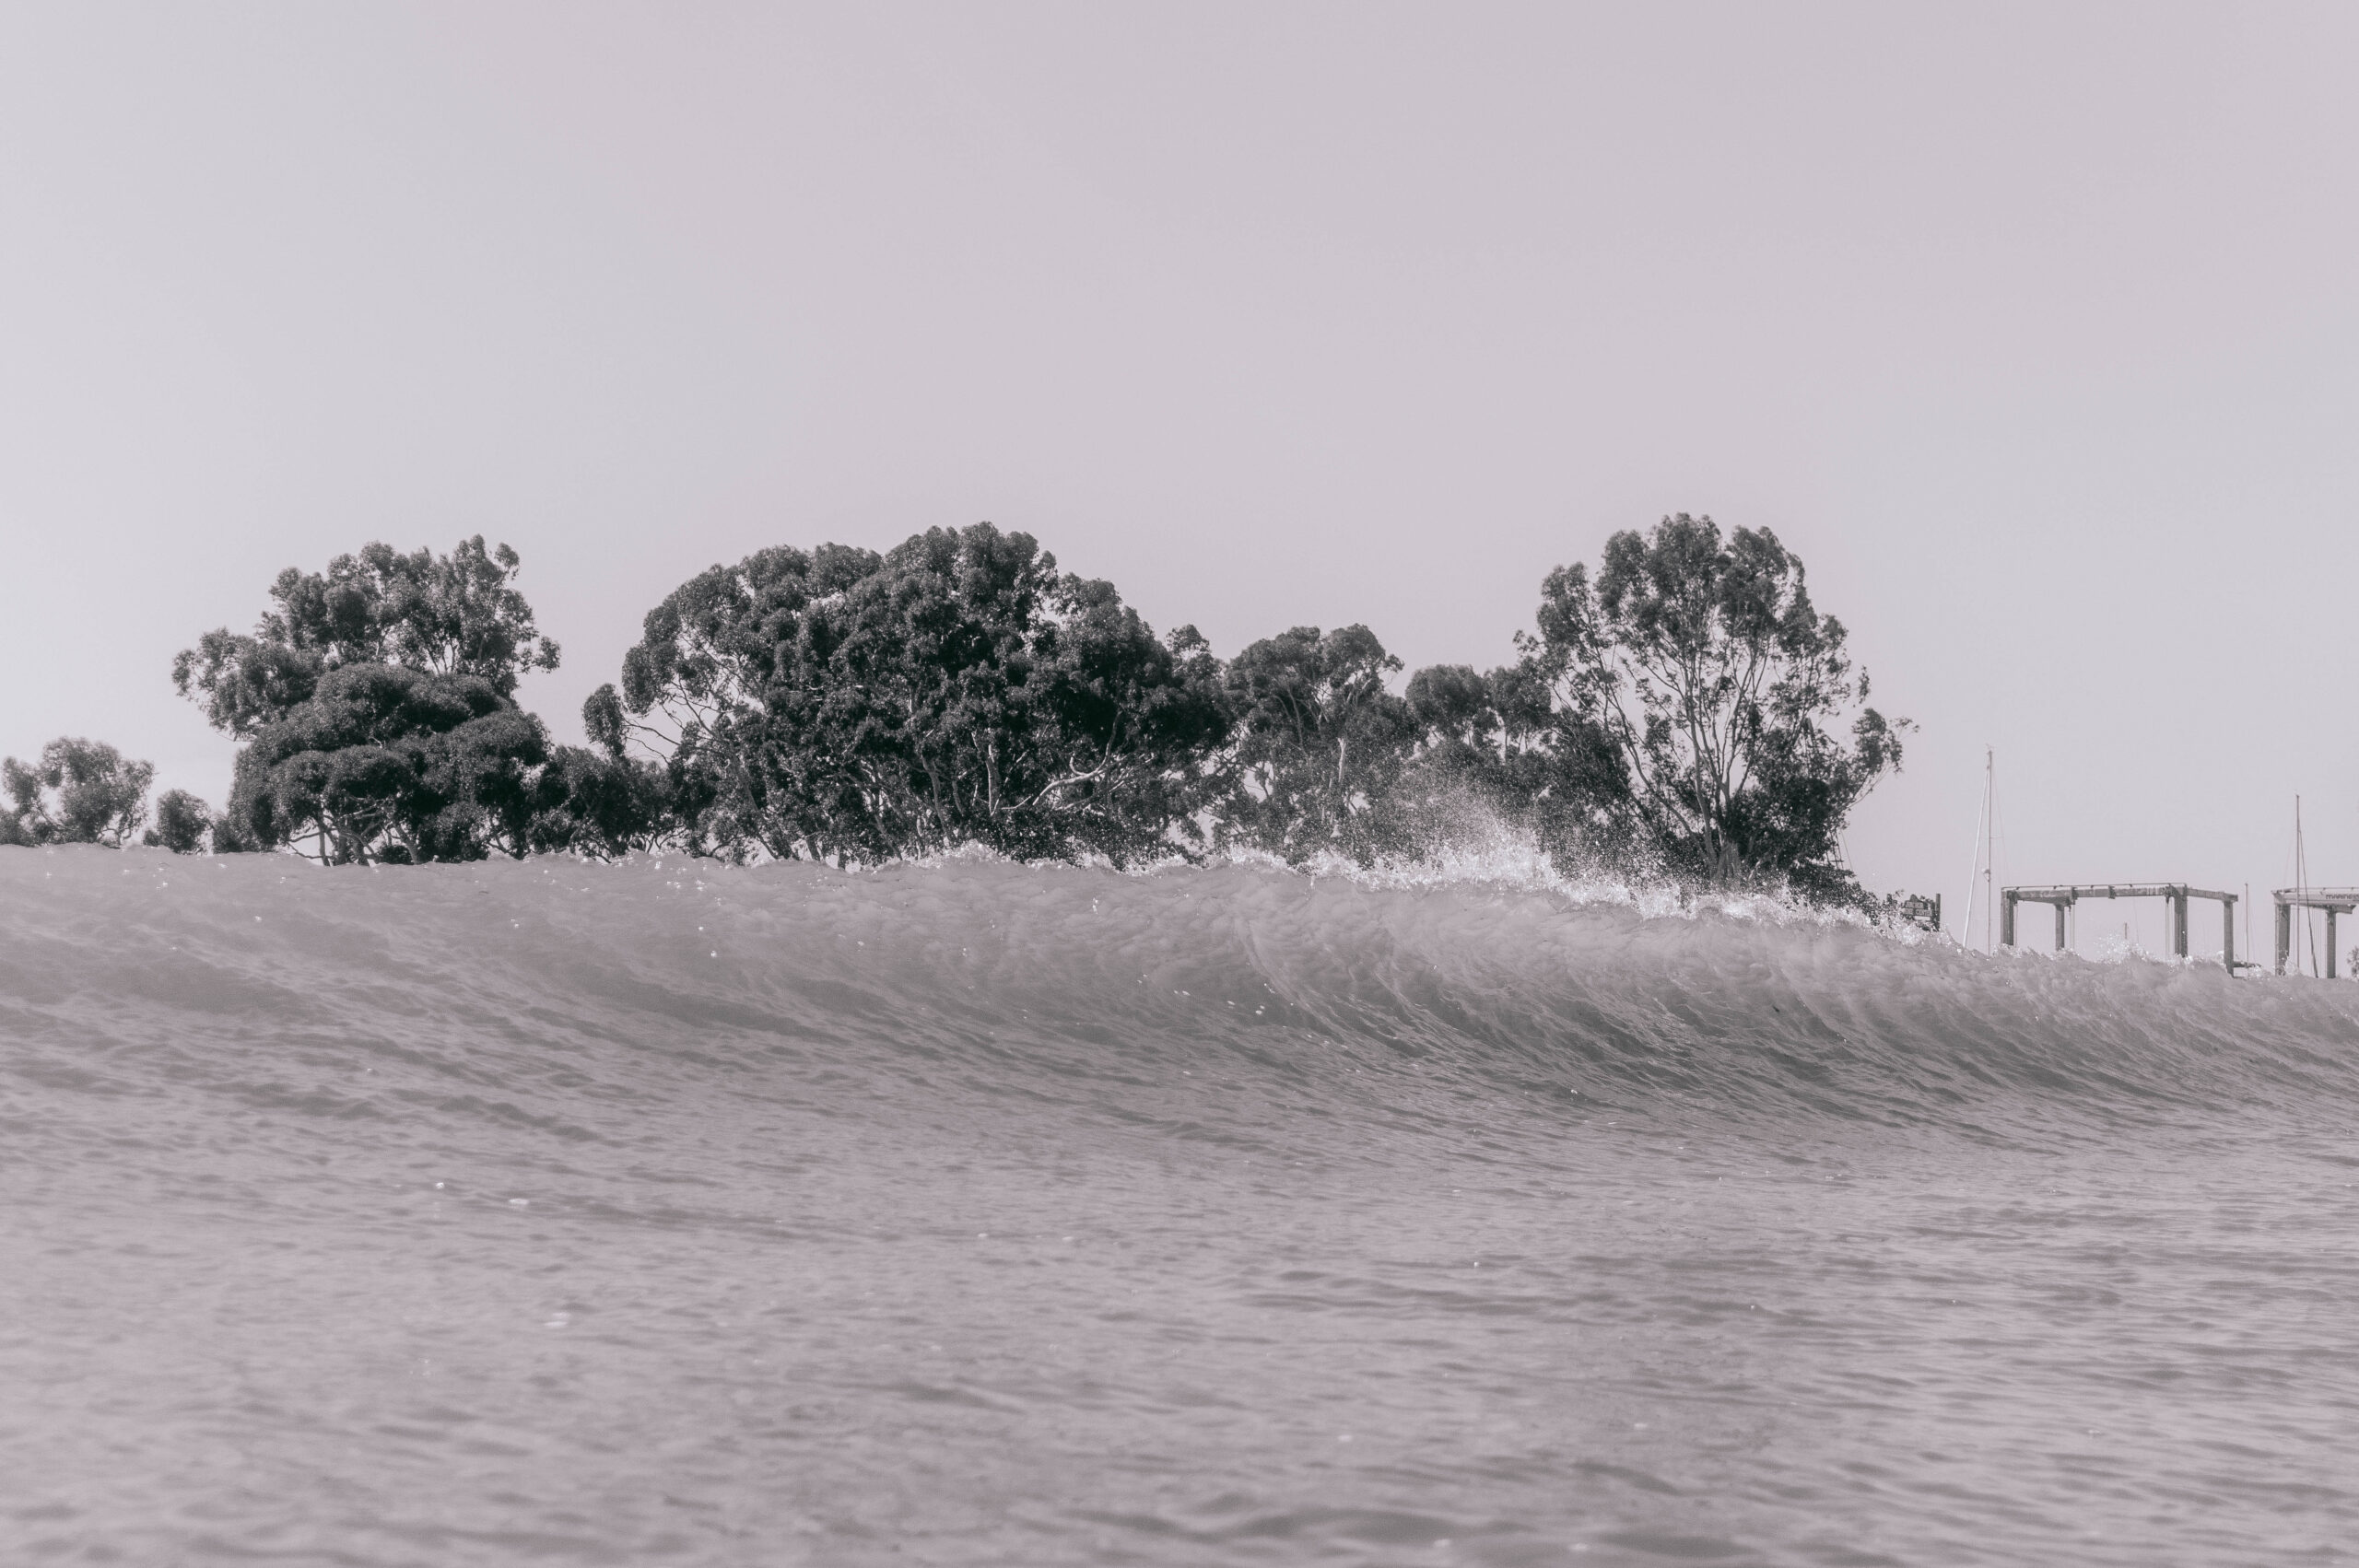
[147,513,1902,902]
[1392,661,1631,868]
[1517,513,1906,891]
[1212,625,1418,865]
[209,808,263,855]
[144,789,215,854]
[219,663,551,864]
[525,743,675,860]
[606,523,1230,865]
[178,541,565,865]
[1,738,155,848]
[173,536,558,738]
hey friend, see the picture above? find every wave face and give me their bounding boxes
[5,846,2358,1566]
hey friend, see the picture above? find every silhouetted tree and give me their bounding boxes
[1213,625,1419,865]
[1394,661,1630,866]
[221,664,550,864]
[173,536,559,737]
[144,789,215,854]
[0,738,155,848]
[177,540,563,864]
[1519,513,1905,893]
[526,741,675,860]
[603,523,1230,865]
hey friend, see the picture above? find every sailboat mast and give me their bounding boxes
[1961,751,1987,947]
[2297,795,2318,977]
[1983,749,1995,952]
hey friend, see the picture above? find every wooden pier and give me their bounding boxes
[2001,883,2238,967]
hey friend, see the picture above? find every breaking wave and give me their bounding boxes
[8,843,2355,1156]
[10,844,2359,1567]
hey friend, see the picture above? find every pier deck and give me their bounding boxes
[2001,883,2236,966]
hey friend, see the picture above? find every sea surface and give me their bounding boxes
[4,846,2357,1566]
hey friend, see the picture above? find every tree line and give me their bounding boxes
[3,515,1907,904]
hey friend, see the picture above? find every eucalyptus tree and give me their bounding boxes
[524,735,675,860]
[173,536,559,737]
[0,738,155,848]
[601,522,1230,865]
[1519,512,1905,892]
[144,790,216,854]
[222,663,548,863]
[1214,625,1421,866]
[174,538,565,863]
[1396,661,1629,867]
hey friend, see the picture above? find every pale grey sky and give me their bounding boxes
[5,4,2355,945]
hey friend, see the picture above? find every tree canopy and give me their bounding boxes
[222,663,549,864]
[1394,659,1629,867]
[145,789,215,854]
[177,539,569,864]
[173,537,559,738]
[134,512,1906,900]
[1519,512,1905,894]
[603,522,1229,866]
[584,513,1899,893]
[1214,625,1415,864]
[0,738,155,848]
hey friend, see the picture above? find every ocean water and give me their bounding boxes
[4,847,2357,1567]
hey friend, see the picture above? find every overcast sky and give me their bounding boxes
[5,4,2355,949]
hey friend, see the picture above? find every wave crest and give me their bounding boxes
[6,846,2355,1171]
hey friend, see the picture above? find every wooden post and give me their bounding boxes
[2001,891,2017,948]
[2330,909,2340,979]
[2175,893,2189,958]
[2053,901,2067,951]
[2223,896,2236,973]
[2276,899,2292,975]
